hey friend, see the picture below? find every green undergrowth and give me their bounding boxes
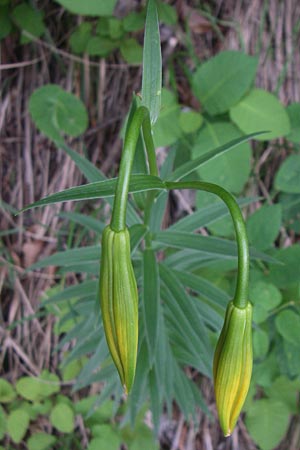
[1,1,300,450]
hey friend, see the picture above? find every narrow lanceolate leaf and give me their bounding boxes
[159,264,212,376]
[59,211,105,234]
[142,249,160,364]
[19,174,165,213]
[43,280,98,305]
[174,270,229,308]
[167,132,266,182]
[142,0,162,124]
[169,197,259,232]
[59,142,141,226]
[29,245,100,270]
[58,142,105,183]
[153,230,279,264]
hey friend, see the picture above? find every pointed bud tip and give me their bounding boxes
[100,225,138,394]
[213,300,253,437]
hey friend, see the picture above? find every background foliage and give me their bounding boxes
[1,1,300,449]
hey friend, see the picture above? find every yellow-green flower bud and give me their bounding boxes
[213,300,253,436]
[100,225,138,394]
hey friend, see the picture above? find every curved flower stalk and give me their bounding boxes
[100,225,138,394]
[213,300,253,436]
[165,181,253,435]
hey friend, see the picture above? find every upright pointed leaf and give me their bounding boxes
[142,0,162,124]
[142,249,160,363]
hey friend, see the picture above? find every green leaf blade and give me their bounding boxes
[29,85,88,142]
[55,0,117,16]
[167,131,265,181]
[274,154,300,193]
[230,89,290,140]
[192,121,251,193]
[192,51,258,115]
[142,0,162,124]
[7,409,30,444]
[142,249,160,363]
[50,403,74,433]
[19,174,165,213]
[246,399,290,450]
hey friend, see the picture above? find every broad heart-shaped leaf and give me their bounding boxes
[120,38,143,64]
[50,403,74,433]
[281,193,300,221]
[29,84,88,142]
[167,131,264,181]
[192,121,251,193]
[142,0,162,124]
[0,405,5,440]
[246,204,282,250]
[54,0,117,16]
[179,110,203,134]
[128,424,159,450]
[157,1,177,25]
[7,409,30,444]
[268,244,300,288]
[0,378,16,403]
[86,36,117,56]
[245,399,290,450]
[274,154,300,193]
[16,372,60,401]
[275,310,300,346]
[249,280,282,324]
[27,432,57,450]
[265,376,300,413]
[253,328,269,360]
[0,6,12,41]
[282,340,300,377]
[152,89,181,147]
[69,22,92,54]
[88,430,121,450]
[192,51,258,115]
[230,89,291,140]
[286,102,300,143]
[16,377,43,401]
[19,174,165,213]
[11,3,45,43]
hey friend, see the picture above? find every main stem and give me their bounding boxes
[165,181,249,309]
[110,106,158,232]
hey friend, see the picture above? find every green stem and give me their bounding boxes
[110,106,158,232]
[165,181,249,309]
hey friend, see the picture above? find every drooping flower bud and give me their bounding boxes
[100,225,138,394]
[213,300,253,436]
